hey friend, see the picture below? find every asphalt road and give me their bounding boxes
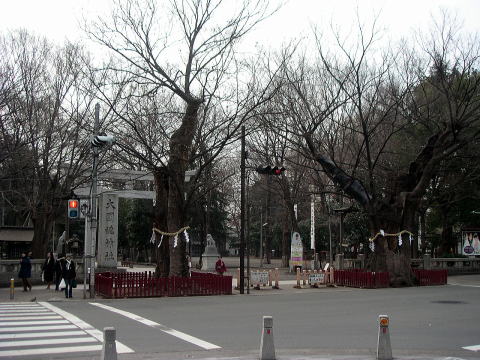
[41,277,480,360]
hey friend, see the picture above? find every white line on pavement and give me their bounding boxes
[0,310,50,314]
[0,307,42,310]
[463,344,480,351]
[0,324,77,332]
[0,345,103,357]
[0,315,62,321]
[0,336,97,348]
[449,283,480,288]
[90,302,221,350]
[0,320,69,326]
[39,302,134,354]
[0,330,86,340]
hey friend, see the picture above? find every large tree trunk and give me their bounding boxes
[154,168,170,277]
[167,100,201,276]
[31,212,54,258]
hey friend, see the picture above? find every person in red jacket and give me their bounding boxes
[215,256,227,275]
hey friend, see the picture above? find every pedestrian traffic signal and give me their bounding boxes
[68,199,79,219]
[256,166,286,175]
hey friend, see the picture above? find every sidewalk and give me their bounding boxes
[1,283,92,303]
[3,273,479,303]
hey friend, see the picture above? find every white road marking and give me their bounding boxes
[0,306,42,310]
[0,315,62,321]
[0,310,50,314]
[449,283,480,288]
[0,303,41,305]
[0,345,103,357]
[463,344,480,351]
[0,320,69,326]
[39,302,134,354]
[0,330,86,340]
[0,336,97,347]
[0,324,77,332]
[90,302,221,350]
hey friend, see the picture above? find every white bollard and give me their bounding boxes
[260,316,275,360]
[101,327,117,360]
[377,315,392,360]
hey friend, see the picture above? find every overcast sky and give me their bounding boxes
[1,0,479,54]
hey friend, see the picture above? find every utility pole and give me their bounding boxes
[239,126,245,294]
[259,210,263,268]
[85,103,100,299]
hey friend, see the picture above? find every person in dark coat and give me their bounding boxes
[42,252,55,290]
[18,252,32,291]
[54,254,64,291]
[60,253,76,298]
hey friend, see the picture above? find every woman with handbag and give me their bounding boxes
[42,252,55,290]
[60,254,76,298]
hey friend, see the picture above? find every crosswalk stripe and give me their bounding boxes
[0,303,42,306]
[0,310,50,314]
[0,336,98,348]
[0,330,86,340]
[0,345,104,357]
[0,307,42,310]
[0,324,77,332]
[0,320,69,326]
[0,315,62,321]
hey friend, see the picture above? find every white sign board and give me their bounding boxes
[97,194,118,267]
[308,273,325,285]
[290,232,303,269]
[251,271,269,285]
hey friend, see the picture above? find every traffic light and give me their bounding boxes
[68,199,79,219]
[255,166,286,175]
[91,135,115,147]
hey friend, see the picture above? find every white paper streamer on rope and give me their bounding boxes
[150,231,155,244]
[409,234,413,244]
[369,241,375,252]
[184,230,190,243]
[157,235,163,248]
[398,234,403,246]
[380,229,385,236]
[173,235,178,248]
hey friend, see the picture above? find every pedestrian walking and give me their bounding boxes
[60,253,76,298]
[18,252,32,291]
[42,252,55,290]
[215,256,227,275]
[54,254,64,291]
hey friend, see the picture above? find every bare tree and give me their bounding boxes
[86,0,279,275]
[275,13,480,285]
[0,31,99,256]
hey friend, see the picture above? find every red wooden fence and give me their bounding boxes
[413,269,448,286]
[95,271,232,298]
[334,270,390,288]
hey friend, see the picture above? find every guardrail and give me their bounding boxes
[413,269,448,285]
[95,271,232,298]
[334,269,390,288]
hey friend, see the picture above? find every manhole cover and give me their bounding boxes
[431,300,467,304]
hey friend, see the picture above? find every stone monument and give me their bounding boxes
[201,234,219,271]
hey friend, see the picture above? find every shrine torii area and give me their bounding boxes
[75,168,155,271]
[75,168,197,270]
